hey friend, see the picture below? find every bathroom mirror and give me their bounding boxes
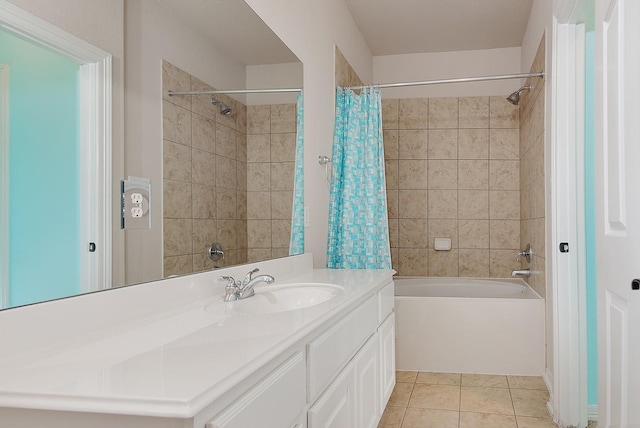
[0,0,303,310]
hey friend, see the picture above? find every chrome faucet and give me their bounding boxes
[219,268,275,302]
[511,269,531,277]
[239,268,275,299]
[516,244,532,263]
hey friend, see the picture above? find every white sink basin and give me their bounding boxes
[221,283,344,315]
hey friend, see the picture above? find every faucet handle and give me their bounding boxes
[515,244,532,263]
[243,268,259,284]
[220,276,240,302]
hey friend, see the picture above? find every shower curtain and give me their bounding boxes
[326,86,392,269]
[289,91,304,255]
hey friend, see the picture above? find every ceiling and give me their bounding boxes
[157,0,299,65]
[344,0,534,55]
[158,0,534,65]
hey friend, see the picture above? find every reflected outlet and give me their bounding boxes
[121,176,151,229]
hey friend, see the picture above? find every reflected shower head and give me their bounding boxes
[211,98,232,115]
[506,85,532,105]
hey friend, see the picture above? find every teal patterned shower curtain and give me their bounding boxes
[326,86,391,269]
[289,92,304,255]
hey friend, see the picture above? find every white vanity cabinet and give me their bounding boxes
[308,362,355,427]
[305,282,395,428]
[205,352,306,428]
[207,280,396,428]
[353,333,380,428]
[378,312,396,412]
[0,259,395,428]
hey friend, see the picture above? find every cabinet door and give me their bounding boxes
[308,363,354,428]
[307,295,377,402]
[353,333,380,428]
[207,352,306,428]
[378,313,396,412]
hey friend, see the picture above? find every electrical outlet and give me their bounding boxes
[121,176,151,229]
[131,193,144,205]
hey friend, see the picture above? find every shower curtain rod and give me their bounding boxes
[166,71,544,96]
[167,87,302,96]
[349,71,544,90]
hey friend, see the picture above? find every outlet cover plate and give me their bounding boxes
[121,176,151,229]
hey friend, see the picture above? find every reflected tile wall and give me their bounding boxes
[162,61,247,277]
[520,36,546,299]
[383,95,521,277]
[335,46,364,88]
[246,103,297,263]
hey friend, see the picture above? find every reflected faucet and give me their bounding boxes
[220,268,275,302]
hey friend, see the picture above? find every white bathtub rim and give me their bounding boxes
[393,276,543,300]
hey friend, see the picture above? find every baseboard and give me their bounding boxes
[543,368,554,393]
[588,404,598,421]
[543,368,555,420]
[542,368,597,425]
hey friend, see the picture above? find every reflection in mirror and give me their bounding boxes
[161,60,302,276]
[0,0,302,310]
[156,0,303,278]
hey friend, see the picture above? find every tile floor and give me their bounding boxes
[379,371,558,428]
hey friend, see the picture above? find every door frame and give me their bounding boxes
[551,0,590,426]
[0,1,112,296]
[0,63,8,309]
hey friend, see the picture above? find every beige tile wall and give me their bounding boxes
[383,96,521,277]
[162,61,248,276]
[335,46,364,88]
[519,36,546,298]
[246,104,298,262]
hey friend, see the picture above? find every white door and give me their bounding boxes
[0,2,112,306]
[595,0,640,425]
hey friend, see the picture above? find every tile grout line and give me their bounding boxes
[458,373,463,428]
[507,379,520,427]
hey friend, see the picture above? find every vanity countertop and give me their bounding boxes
[0,255,394,419]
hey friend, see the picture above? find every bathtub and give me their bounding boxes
[394,277,545,376]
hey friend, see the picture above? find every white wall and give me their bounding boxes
[4,0,126,285]
[520,0,555,390]
[244,0,373,267]
[373,47,523,99]
[521,0,552,73]
[246,62,303,105]
[4,0,122,56]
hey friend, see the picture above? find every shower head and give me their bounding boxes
[211,98,232,115]
[506,85,532,105]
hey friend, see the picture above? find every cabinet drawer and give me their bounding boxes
[207,352,305,428]
[378,281,394,323]
[307,295,377,402]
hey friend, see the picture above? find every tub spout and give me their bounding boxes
[511,269,531,277]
